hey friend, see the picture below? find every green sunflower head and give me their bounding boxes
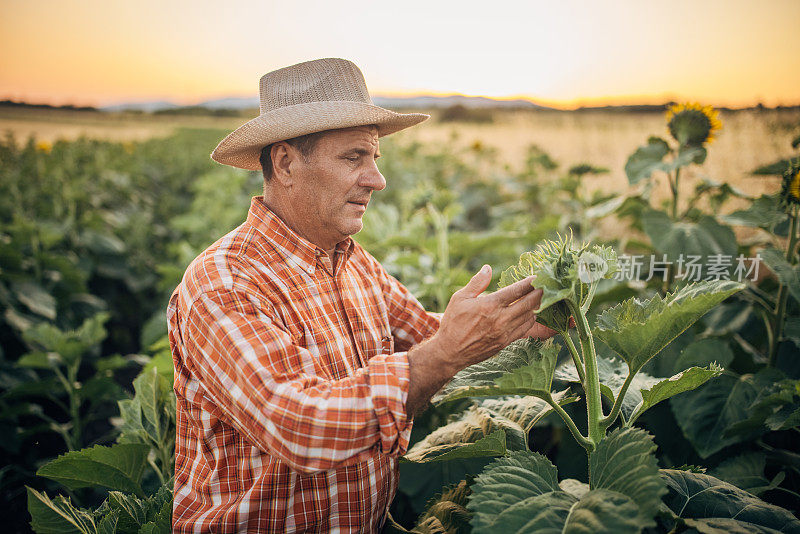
[499,233,618,330]
[666,102,722,147]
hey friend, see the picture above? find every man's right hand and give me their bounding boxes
[405,264,548,416]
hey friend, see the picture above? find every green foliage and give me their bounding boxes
[27,482,173,534]
[709,452,784,497]
[625,136,670,185]
[36,443,150,497]
[660,469,800,532]
[629,365,723,424]
[594,280,744,374]
[468,428,665,533]
[389,480,473,534]
[433,339,564,404]
[589,428,666,527]
[641,210,738,262]
[671,369,785,458]
[116,367,176,484]
[5,118,800,531]
[405,394,574,463]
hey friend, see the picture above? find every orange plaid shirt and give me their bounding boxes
[167,196,440,532]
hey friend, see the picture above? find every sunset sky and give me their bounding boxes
[2,0,799,109]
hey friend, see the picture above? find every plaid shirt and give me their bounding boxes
[167,196,440,533]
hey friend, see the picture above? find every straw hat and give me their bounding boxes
[211,58,429,171]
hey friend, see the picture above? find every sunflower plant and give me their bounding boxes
[389,235,800,533]
[619,103,745,294]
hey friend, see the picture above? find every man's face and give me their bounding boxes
[288,125,385,250]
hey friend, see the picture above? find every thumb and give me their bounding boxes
[457,264,492,299]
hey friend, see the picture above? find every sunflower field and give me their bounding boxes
[2,104,800,533]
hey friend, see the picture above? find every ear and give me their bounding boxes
[271,142,297,186]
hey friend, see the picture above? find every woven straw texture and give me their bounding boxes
[211,58,429,171]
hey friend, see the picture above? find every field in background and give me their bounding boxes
[2,105,799,206]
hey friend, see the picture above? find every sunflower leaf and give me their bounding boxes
[433,339,561,404]
[589,427,666,528]
[628,364,724,424]
[625,137,670,184]
[404,394,574,463]
[660,469,800,531]
[594,280,744,374]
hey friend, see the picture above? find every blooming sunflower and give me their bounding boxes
[780,159,800,210]
[665,102,722,147]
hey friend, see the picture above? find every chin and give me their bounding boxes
[340,219,363,237]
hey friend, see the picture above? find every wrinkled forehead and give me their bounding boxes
[321,125,379,147]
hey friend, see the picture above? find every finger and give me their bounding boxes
[454,264,492,299]
[526,322,558,340]
[506,311,541,341]
[490,275,536,306]
[503,291,542,328]
[502,287,543,318]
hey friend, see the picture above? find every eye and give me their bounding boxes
[345,155,359,162]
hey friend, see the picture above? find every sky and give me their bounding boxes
[1,0,799,109]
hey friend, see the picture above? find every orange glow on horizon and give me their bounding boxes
[2,0,799,110]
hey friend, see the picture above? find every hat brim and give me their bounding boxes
[210,101,429,171]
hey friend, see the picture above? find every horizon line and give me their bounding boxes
[3,92,800,112]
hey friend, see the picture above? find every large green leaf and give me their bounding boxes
[433,339,560,404]
[468,449,648,533]
[595,280,744,374]
[404,394,572,463]
[628,365,723,424]
[721,195,787,230]
[27,487,94,534]
[486,489,641,534]
[671,369,784,458]
[589,427,666,528]
[625,137,670,184]
[641,210,738,262]
[660,469,800,532]
[36,443,150,496]
[467,451,559,531]
[709,453,783,497]
[403,429,506,464]
[96,512,118,534]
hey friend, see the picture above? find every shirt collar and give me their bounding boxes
[245,196,354,275]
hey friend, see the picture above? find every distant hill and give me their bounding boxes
[372,95,552,110]
[99,94,553,113]
[102,100,180,113]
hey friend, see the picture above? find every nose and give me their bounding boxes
[361,159,386,191]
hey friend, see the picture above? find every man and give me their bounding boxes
[167,58,553,532]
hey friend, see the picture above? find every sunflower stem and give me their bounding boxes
[770,204,799,366]
[544,393,593,452]
[568,300,604,447]
[602,371,635,429]
[561,330,585,385]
